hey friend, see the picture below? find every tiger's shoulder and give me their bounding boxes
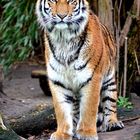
[87,12,116,60]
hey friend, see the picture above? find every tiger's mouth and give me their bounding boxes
[58,21,65,24]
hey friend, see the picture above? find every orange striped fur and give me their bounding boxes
[36,0,124,140]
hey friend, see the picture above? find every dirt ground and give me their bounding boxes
[0,63,140,140]
[1,63,52,119]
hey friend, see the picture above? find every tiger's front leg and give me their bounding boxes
[49,80,73,140]
[76,76,100,140]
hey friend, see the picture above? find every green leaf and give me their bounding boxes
[0,1,39,72]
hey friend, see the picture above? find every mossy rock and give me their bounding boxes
[0,127,21,140]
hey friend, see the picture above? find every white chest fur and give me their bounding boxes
[47,53,92,92]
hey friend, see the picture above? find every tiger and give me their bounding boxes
[36,0,124,139]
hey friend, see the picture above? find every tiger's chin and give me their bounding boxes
[55,23,68,30]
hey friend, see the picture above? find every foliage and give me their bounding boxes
[117,96,133,109]
[0,0,39,72]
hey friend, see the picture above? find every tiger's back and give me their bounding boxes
[36,0,124,140]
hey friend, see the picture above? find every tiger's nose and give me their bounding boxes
[57,14,67,19]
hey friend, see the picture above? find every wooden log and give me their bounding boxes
[0,114,26,140]
[9,106,55,136]
[31,70,47,78]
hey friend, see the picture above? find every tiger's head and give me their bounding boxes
[36,0,89,38]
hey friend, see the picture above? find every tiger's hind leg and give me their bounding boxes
[99,69,124,132]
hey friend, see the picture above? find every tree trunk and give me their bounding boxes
[89,0,98,14]
[98,0,114,34]
[119,0,140,47]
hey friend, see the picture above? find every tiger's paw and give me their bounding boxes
[50,132,72,140]
[100,120,124,132]
[76,131,98,140]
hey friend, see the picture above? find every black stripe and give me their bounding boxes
[72,0,81,17]
[108,88,117,92]
[102,81,116,91]
[76,17,84,24]
[73,101,80,105]
[108,119,112,122]
[73,102,80,106]
[74,9,80,17]
[102,87,117,92]
[47,35,64,65]
[65,100,72,104]
[40,0,43,12]
[105,107,116,113]
[101,85,108,91]
[47,21,57,32]
[74,115,79,120]
[65,95,73,103]
[73,119,78,125]
[64,95,81,104]
[51,80,72,91]
[67,29,87,65]
[102,96,116,103]
[107,81,116,87]
[49,63,57,72]
[97,119,103,127]
[73,111,80,116]
[101,24,115,61]
[98,105,103,113]
[104,113,111,116]
[67,54,79,65]
[52,80,66,89]
[82,6,86,12]
[93,42,103,72]
[73,106,79,112]
[40,0,49,22]
[80,75,93,89]
[74,58,91,70]
[103,77,113,86]
[44,0,48,15]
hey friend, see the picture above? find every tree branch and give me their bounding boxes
[119,0,140,46]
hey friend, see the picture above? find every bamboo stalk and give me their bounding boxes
[123,37,128,97]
